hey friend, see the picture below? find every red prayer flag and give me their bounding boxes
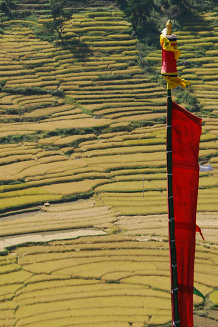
[170,102,202,327]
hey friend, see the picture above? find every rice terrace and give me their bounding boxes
[0,0,217,326]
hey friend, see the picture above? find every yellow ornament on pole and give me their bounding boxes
[160,20,190,89]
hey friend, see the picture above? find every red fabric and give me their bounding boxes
[162,48,177,74]
[196,225,205,241]
[170,102,202,327]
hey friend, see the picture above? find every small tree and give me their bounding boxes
[125,0,156,37]
[48,0,73,40]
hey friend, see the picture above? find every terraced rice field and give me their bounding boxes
[0,2,217,327]
[0,231,217,327]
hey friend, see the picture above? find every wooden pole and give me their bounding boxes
[167,88,180,327]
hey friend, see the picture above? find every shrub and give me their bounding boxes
[0,80,6,90]
[31,24,55,43]
[175,87,201,112]
[94,74,132,81]
[3,87,64,98]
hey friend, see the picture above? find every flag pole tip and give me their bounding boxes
[162,20,176,38]
[166,20,173,35]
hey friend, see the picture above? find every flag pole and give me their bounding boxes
[161,19,198,327]
[160,19,181,326]
[167,86,180,327]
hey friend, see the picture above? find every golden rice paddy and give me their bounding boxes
[0,5,217,327]
[0,231,217,327]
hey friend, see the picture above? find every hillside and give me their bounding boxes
[0,5,217,217]
[0,1,217,327]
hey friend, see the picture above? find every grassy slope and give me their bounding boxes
[0,2,217,327]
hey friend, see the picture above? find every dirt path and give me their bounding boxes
[0,227,106,251]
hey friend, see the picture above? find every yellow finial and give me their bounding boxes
[166,20,173,35]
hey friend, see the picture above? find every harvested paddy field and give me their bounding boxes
[0,219,217,327]
[0,201,217,327]
[0,1,217,327]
